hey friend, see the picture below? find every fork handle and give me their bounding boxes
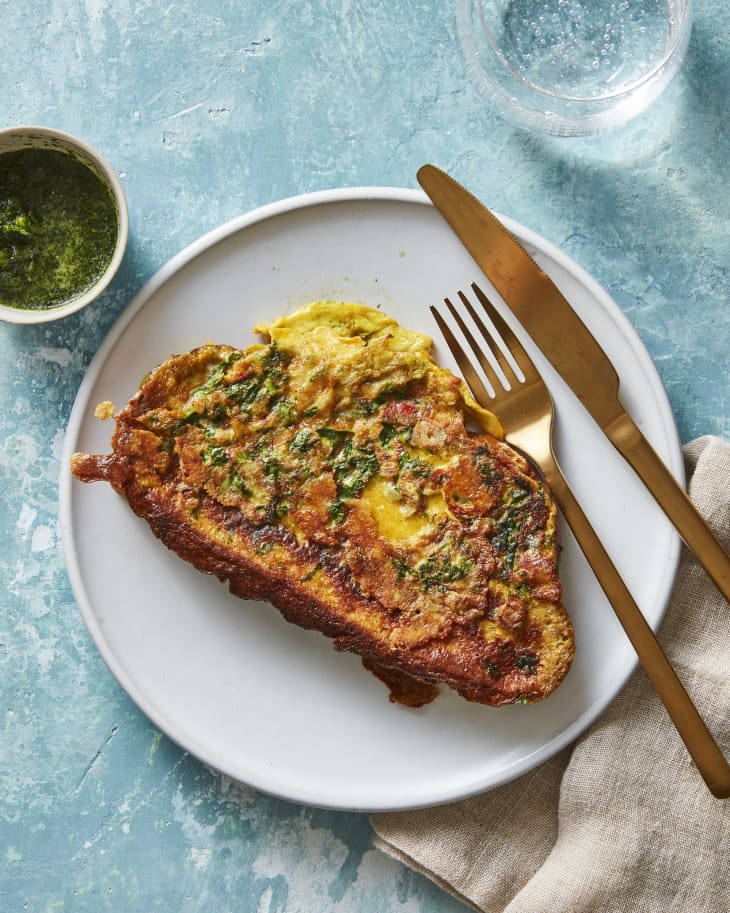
[605,411,730,603]
[542,460,730,799]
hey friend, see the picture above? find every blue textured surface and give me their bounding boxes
[1,2,728,911]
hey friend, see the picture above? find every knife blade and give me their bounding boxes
[418,163,730,603]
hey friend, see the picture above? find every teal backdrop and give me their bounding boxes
[1,1,728,911]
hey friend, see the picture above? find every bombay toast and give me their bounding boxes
[71,301,574,706]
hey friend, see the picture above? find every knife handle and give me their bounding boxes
[606,412,730,604]
[542,461,730,799]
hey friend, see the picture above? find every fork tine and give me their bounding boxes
[429,305,493,409]
[442,296,506,395]
[457,289,517,387]
[470,283,541,385]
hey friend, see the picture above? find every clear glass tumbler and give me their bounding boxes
[456,0,693,135]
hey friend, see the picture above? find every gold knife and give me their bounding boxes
[418,164,730,604]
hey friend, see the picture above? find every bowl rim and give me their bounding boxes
[0,125,129,324]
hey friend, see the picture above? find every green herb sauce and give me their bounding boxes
[0,148,118,310]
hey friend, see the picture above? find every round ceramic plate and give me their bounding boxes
[60,188,682,812]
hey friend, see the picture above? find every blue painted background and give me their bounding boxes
[1,1,727,911]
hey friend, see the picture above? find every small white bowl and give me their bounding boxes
[0,126,128,324]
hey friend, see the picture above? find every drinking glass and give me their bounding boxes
[456,0,693,135]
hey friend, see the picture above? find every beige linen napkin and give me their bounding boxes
[372,435,730,913]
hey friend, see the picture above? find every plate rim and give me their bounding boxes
[59,186,684,810]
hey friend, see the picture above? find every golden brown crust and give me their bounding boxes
[70,305,574,707]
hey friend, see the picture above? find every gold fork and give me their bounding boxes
[431,282,730,799]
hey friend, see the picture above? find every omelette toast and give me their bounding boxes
[71,302,574,706]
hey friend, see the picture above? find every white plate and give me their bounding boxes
[60,188,683,812]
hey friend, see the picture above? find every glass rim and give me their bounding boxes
[457,0,693,107]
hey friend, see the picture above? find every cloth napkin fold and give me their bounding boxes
[372,435,730,913]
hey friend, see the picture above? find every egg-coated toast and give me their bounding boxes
[71,302,574,706]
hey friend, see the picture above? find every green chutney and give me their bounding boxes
[0,148,118,311]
